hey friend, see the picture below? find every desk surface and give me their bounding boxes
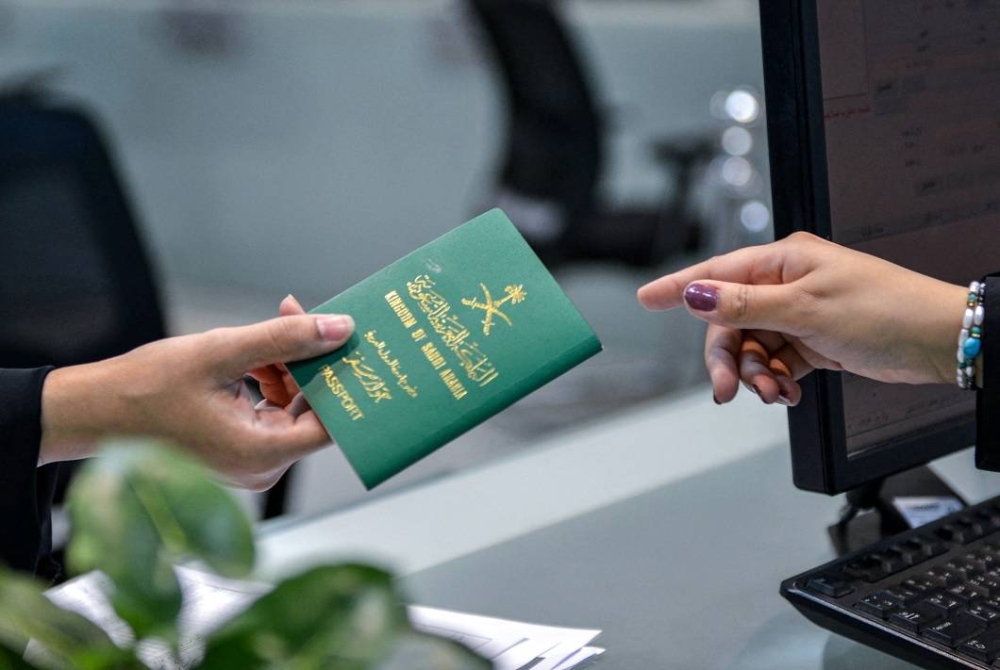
[257,387,1000,668]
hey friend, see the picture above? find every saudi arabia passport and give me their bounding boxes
[288,210,602,488]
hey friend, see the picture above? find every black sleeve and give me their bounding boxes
[976,275,1000,471]
[0,368,60,576]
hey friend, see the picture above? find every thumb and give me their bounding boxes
[682,281,799,333]
[214,314,355,379]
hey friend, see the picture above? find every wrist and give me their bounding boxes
[39,363,115,465]
[930,283,973,385]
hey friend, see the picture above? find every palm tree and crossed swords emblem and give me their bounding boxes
[461,283,527,336]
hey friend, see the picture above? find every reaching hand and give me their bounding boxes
[637,232,967,406]
[40,301,353,491]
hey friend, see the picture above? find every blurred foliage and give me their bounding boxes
[0,441,490,670]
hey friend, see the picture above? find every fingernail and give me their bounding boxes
[683,283,718,312]
[316,315,354,342]
[776,394,793,406]
[283,294,304,310]
[713,393,721,405]
[743,381,757,395]
[752,383,762,396]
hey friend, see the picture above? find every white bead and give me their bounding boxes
[960,329,970,347]
[971,281,981,293]
[963,309,975,329]
[975,304,985,325]
[967,366,975,377]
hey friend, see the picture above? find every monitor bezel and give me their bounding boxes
[759,0,976,494]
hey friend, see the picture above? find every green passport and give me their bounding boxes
[288,210,602,489]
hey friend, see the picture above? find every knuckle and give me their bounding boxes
[730,284,752,325]
[265,318,303,361]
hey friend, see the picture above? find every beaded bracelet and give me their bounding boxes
[957,281,986,390]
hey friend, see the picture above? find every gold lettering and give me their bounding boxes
[385,290,417,329]
[320,365,364,421]
[421,341,447,370]
[412,328,428,342]
[364,330,419,398]
[439,368,468,400]
[342,352,393,403]
[408,274,498,389]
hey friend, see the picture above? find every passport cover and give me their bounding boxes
[288,209,602,488]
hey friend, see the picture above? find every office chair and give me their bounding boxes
[467,0,709,268]
[0,94,166,370]
[0,92,167,535]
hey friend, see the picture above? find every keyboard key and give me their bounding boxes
[974,509,1000,532]
[844,555,889,583]
[923,614,985,648]
[878,551,910,576]
[924,593,964,615]
[962,551,998,574]
[855,593,900,619]
[882,585,922,606]
[944,559,984,581]
[947,582,988,602]
[888,537,944,566]
[805,575,854,598]
[960,629,1000,662]
[923,568,962,588]
[937,519,986,545]
[970,575,1000,598]
[966,602,1000,626]
[902,577,937,594]
[891,602,945,633]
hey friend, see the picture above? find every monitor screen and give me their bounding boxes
[760,0,1000,492]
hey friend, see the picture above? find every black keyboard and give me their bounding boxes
[782,495,1000,669]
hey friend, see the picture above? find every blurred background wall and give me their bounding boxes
[0,0,769,518]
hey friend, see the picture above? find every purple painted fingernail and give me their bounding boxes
[684,283,719,312]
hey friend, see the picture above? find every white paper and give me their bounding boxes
[42,568,603,669]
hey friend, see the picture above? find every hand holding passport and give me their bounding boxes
[286,210,602,488]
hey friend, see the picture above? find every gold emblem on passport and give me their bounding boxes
[462,283,527,336]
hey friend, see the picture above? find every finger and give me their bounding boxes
[739,336,782,404]
[738,338,805,406]
[280,294,307,317]
[744,330,814,382]
[260,379,295,408]
[768,341,814,381]
[680,280,806,336]
[704,324,742,403]
[286,392,312,419]
[637,242,794,311]
[274,411,334,458]
[214,314,355,380]
[248,364,284,385]
[773,373,802,407]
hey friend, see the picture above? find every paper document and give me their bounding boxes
[42,567,603,669]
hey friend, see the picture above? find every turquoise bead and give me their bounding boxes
[964,337,982,359]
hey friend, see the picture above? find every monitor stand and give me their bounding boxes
[828,465,968,556]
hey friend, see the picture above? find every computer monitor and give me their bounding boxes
[759,0,1000,494]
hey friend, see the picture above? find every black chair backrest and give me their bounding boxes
[468,0,603,221]
[0,96,165,369]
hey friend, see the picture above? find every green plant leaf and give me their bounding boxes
[377,631,492,670]
[66,440,255,640]
[0,643,36,670]
[0,566,128,669]
[199,564,409,669]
